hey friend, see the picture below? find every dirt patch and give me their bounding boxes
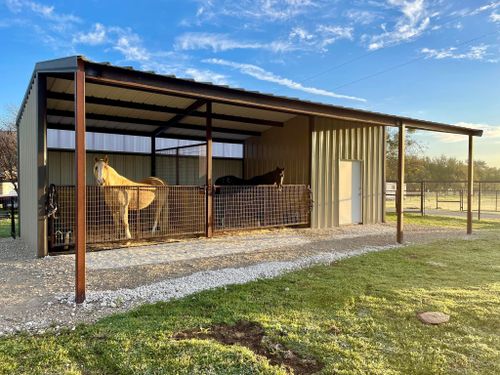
[173,320,323,374]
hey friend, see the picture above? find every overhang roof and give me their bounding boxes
[17,55,483,140]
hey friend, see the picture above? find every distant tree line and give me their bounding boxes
[386,129,500,183]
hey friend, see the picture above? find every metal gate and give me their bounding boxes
[214,185,312,232]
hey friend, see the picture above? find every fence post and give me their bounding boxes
[478,181,481,221]
[496,190,498,212]
[435,191,438,209]
[420,181,424,216]
[10,197,16,239]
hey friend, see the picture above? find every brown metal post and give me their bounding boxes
[175,148,180,185]
[75,60,86,304]
[382,126,387,223]
[467,135,474,234]
[396,123,405,244]
[205,102,213,237]
[308,115,314,227]
[151,136,156,177]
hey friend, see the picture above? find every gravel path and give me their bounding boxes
[0,223,471,336]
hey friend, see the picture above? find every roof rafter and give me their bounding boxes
[46,109,261,137]
[46,122,245,144]
[46,90,284,127]
[153,99,207,137]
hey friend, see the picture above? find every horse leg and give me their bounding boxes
[152,204,161,233]
[152,190,167,233]
[112,211,121,236]
[120,203,132,239]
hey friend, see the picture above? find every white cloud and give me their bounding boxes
[289,27,314,41]
[316,25,354,48]
[191,0,318,22]
[184,68,228,85]
[436,122,500,143]
[72,23,107,45]
[204,58,367,102]
[421,44,498,62]
[113,32,151,62]
[5,0,80,24]
[469,1,500,16]
[344,9,379,25]
[363,0,431,50]
[175,32,291,52]
[491,11,500,22]
[176,25,353,54]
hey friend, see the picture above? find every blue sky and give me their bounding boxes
[0,0,499,166]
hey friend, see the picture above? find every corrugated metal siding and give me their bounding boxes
[48,151,242,185]
[18,77,38,251]
[311,118,385,228]
[244,116,309,184]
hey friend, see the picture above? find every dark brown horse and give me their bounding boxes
[215,167,285,187]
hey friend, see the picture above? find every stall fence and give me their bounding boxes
[49,184,312,251]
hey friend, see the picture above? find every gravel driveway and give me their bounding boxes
[0,223,470,336]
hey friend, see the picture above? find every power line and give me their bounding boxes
[294,7,498,86]
[331,30,498,91]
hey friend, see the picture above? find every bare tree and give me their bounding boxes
[0,105,18,193]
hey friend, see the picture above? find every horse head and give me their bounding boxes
[93,156,110,186]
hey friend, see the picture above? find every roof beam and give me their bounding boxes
[153,99,207,137]
[46,109,260,137]
[82,62,483,136]
[46,90,284,127]
[46,123,245,144]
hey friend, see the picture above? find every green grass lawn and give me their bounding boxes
[386,212,500,230]
[1,235,499,374]
[0,213,18,238]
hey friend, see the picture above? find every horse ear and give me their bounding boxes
[104,155,109,164]
[94,157,99,163]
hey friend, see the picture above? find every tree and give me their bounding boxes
[385,127,424,181]
[0,105,18,193]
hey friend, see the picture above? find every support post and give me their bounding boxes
[308,116,314,227]
[467,135,474,234]
[396,123,405,244]
[75,61,86,304]
[205,102,213,238]
[151,136,156,177]
[382,126,387,223]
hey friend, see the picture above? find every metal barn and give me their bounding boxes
[16,56,482,302]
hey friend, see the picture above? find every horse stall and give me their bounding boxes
[17,57,482,305]
[45,132,312,251]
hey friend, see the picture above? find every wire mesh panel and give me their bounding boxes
[49,185,206,250]
[214,185,312,232]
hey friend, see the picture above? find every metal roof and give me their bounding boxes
[17,55,483,139]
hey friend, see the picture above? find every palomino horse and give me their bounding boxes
[93,156,167,239]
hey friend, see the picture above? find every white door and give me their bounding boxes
[339,161,362,225]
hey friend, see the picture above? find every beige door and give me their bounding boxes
[339,160,362,225]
